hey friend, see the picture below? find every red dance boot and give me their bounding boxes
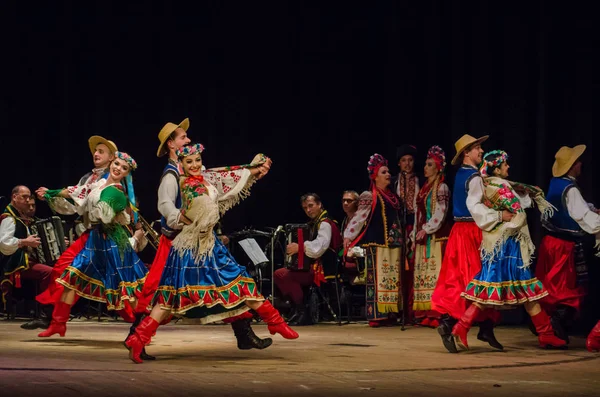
[530,311,567,349]
[586,320,600,353]
[38,301,71,338]
[125,317,160,364]
[255,300,299,339]
[452,305,482,350]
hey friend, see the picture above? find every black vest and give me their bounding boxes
[0,204,31,278]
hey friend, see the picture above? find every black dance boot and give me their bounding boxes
[477,319,504,350]
[124,313,156,360]
[232,319,273,350]
[21,305,52,330]
[550,306,574,344]
[437,314,458,353]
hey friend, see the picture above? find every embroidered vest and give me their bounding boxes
[359,191,403,248]
[309,211,342,278]
[0,204,31,279]
[452,165,479,221]
[543,177,585,238]
[160,160,182,239]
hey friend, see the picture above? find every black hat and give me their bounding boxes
[396,144,417,162]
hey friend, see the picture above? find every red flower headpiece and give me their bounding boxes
[427,145,446,172]
[367,153,388,180]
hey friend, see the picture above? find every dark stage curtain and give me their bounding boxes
[2,1,597,239]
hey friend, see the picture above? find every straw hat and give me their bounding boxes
[552,145,586,177]
[450,134,489,165]
[88,136,118,155]
[156,118,190,157]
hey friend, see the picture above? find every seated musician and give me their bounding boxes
[274,193,341,325]
[340,191,360,281]
[0,186,53,330]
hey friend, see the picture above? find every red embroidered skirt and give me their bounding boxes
[431,221,500,322]
[535,235,586,312]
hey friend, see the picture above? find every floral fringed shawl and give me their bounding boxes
[481,177,555,268]
[173,155,264,262]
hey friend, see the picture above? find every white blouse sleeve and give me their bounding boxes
[344,191,372,241]
[157,173,183,230]
[423,183,450,235]
[466,176,502,232]
[0,217,19,256]
[514,191,533,210]
[304,222,332,259]
[566,188,600,235]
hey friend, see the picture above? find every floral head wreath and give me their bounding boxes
[115,151,137,171]
[480,150,508,177]
[176,143,205,159]
[367,153,388,180]
[427,145,446,173]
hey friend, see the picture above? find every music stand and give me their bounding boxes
[269,226,284,303]
[237,238,270,293]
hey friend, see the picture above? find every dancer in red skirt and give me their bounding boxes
[431,135,502,353]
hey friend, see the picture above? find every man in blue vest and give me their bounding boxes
[431,134,506,353]
[536,145,600,342]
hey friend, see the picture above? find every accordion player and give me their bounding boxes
[29,216,67,266]
[284,223,312,271]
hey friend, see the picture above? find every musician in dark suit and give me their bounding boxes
[392,144,420,323]
[0,186,53,329]
[275,193,342,325]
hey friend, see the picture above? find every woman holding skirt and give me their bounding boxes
[452,150,566,350]
[125,143,298,364]
[38,151,147,338]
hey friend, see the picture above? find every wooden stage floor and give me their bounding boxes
[0,320,598,396]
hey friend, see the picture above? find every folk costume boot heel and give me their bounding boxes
[38,301,71,338]
[452,305,482,350]
[586,320,600,353]
[255,300,299,339]
[125,317,160,364]
[530,311,567,349]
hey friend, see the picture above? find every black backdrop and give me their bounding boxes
[2,1,598,236]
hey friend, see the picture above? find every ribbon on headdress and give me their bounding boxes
[125,174,138,223]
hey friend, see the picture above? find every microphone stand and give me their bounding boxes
[399,171,408,331]
[269,225,284,303]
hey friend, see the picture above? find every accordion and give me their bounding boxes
[285,223,312,271]
[30,216,67,266]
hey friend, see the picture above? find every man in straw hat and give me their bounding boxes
[535,145,600,346]
[35,135,118,220]
[134,118,273,354]
[431,134,509,353]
